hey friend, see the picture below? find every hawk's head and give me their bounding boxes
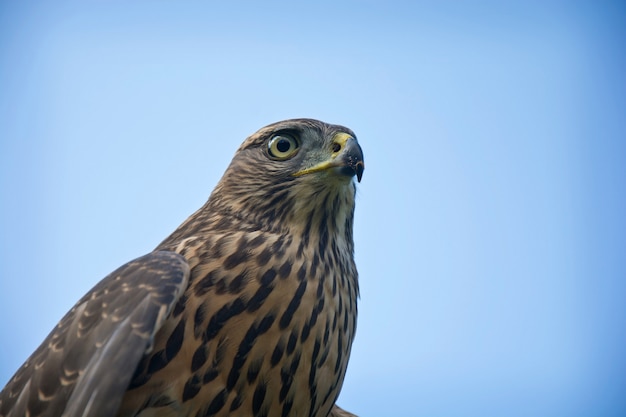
[207,119,364,234]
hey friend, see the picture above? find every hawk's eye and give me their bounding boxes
[268,134,299,160]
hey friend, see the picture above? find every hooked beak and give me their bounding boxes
[294,133,365,182]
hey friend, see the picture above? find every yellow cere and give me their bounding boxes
[293,133,354,178]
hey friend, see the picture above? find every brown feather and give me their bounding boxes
[0,119,363,417]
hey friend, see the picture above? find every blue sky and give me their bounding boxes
[1,1,625,416]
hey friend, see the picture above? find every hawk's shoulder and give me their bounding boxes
[0,251,190,417]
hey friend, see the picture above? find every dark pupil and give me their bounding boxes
[276,138,291,153]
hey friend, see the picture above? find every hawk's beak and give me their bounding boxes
[341,137,365,182]
[294,134,365,182]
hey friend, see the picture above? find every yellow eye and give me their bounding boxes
[268,134,299,160]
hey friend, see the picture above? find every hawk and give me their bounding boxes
[0,119,364,417]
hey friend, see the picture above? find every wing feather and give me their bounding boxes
[0,251,190,417]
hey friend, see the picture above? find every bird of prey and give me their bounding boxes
[0,119,364,417]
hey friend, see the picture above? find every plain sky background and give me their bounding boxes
[1,1,625,416]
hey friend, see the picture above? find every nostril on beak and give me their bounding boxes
[332,143,342,153]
